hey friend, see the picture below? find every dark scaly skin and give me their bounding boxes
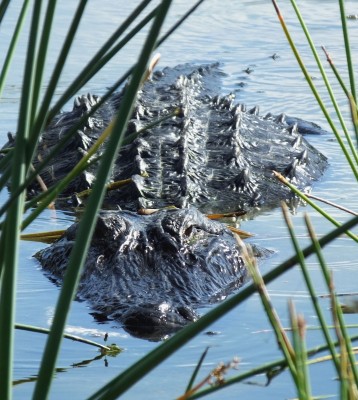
[35,207,247,340]
[2,63,328,213]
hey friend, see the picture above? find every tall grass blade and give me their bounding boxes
[29,0,58,131]
[273,0,358,180]
[274,171,358,243]
[32,1,172,398]
[282,204,341,376]
[46,0,153,124]
[27,0,88,155]
[87,214,358,400]
[321,46,358,156]
[306,194,357,216]
[289,0,358,164]
[157,0,205,47]
[0,0,31,97]
[0,1,44,397]
[304,215,358,390]
[339,0,356,102]
[15,323,116,352]
[184,347,209,395]
[0,0,11,23]
[288,302,311,399]
[242,239,297,384]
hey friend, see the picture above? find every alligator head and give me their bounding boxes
[35,207,247,340]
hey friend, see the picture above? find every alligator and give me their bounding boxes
[6,63,329,338]
[35,207,250,340]
[2,63,328,214]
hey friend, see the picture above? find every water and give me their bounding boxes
[1,0,357,398]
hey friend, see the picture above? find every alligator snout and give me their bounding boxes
[121,302,198,340]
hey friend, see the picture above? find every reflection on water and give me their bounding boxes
[1,0,357,399]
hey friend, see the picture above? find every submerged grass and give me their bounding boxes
[0,0,357,399]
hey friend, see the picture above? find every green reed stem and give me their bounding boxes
[282,204,341,377]
[282,203,340,375]
[0,0,205,219]
[321,46,358,159]
[182,333,358,400]
[0,0,31,97]
[289,302,311,399]
[15,324,114,352]
[26,0,88,160]
[290,1,358,165]
[87,214,358,400]
[0,0,11,23]
[274,171,358,243]
[185,347,209,395]
[156,0,205,47]
[339,0,356,103]
[244,243,298,385]
[273,0,358,180]
[46,0,153,124]
[294,0,358,164]
[31,2,172,398]
[28,0,57,132]
[85,7,158,87]
[0,0,44,396]
[305,216,358,388]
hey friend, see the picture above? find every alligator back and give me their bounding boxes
[2,63,328,213]
[110,64,328,212]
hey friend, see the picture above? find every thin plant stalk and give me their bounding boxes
[45,0,153,124]
[0,0,11,23]
[32,2,172,398]
[241,240,298,385]
[274,171,358,243]
[29,0,58,131]
[338,0,356,103]
[304,215,358,388]
[272,0,358,180]
[0,1,203,219]
[0,0,31,97]
[322,44,358,146]
[282,204,341,376]
[180,334,358,400]
[87,214,358,400]
[0,1,44,397]
[184,347,209,396]
[26,0,88,160]
[15,324,115,352]
[289,0,358,164]
[289,302,311,399]
[306,193,357,216]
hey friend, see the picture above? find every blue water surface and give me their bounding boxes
[0,1,357,399]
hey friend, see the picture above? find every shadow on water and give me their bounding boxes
[13,353,108,387]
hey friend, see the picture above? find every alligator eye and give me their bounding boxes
[183,226,193,237]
